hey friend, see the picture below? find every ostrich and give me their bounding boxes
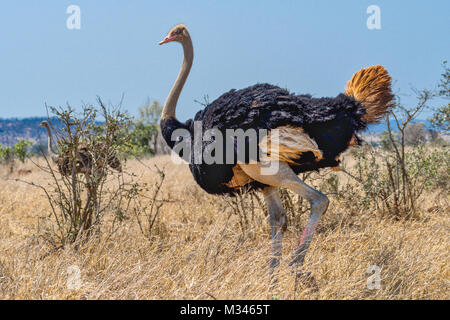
[40,120,91,176]
[39,121,122,176]
[159,25,394,275]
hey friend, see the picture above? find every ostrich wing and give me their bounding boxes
[259,126,323,164]
[225,126,323,189]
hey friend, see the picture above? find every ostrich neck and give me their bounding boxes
[161,36,194,120]
[44,126,58,160]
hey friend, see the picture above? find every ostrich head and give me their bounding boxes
[40,120,49,128]
[159,24,189,45]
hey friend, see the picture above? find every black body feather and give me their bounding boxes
[161,83,368,195]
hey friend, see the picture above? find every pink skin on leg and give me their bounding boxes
[299,219,319,246]
[238,162,328,269]
[289,214,321,266]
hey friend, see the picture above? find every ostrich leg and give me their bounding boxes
[262,186,286,275]
[240,162,329,268]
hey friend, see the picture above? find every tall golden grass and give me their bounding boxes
[0,155,448,299]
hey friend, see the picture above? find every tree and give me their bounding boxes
[139,99,163,125]
[430,61,449,132]
[404,122,427,146]
[131,99,162,155]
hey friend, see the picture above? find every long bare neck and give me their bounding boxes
[161,35,194,120]
[44,125,58,162]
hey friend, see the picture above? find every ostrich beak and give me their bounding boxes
[159,35,177,45]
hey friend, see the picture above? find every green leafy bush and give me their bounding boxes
[116,100,163,158]
[13,140,33,163]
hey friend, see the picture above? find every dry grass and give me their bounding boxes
[0,155,448,300]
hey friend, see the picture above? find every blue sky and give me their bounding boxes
[0,0,448,120]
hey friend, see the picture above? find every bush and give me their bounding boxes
[29,100,143,246]
[0,140,32,174]
[341,144,448,218]
[0,140,32,164]
[114,100,163,158]
[0,144,13,164]
[340,89,449,218]
[126,122,158,157]
[13,140,33,163]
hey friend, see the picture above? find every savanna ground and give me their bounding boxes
[0,154,448,300]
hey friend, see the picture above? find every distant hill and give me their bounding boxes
[0,117,108,147]
[0,117,54,146]
[366,119,435,133]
